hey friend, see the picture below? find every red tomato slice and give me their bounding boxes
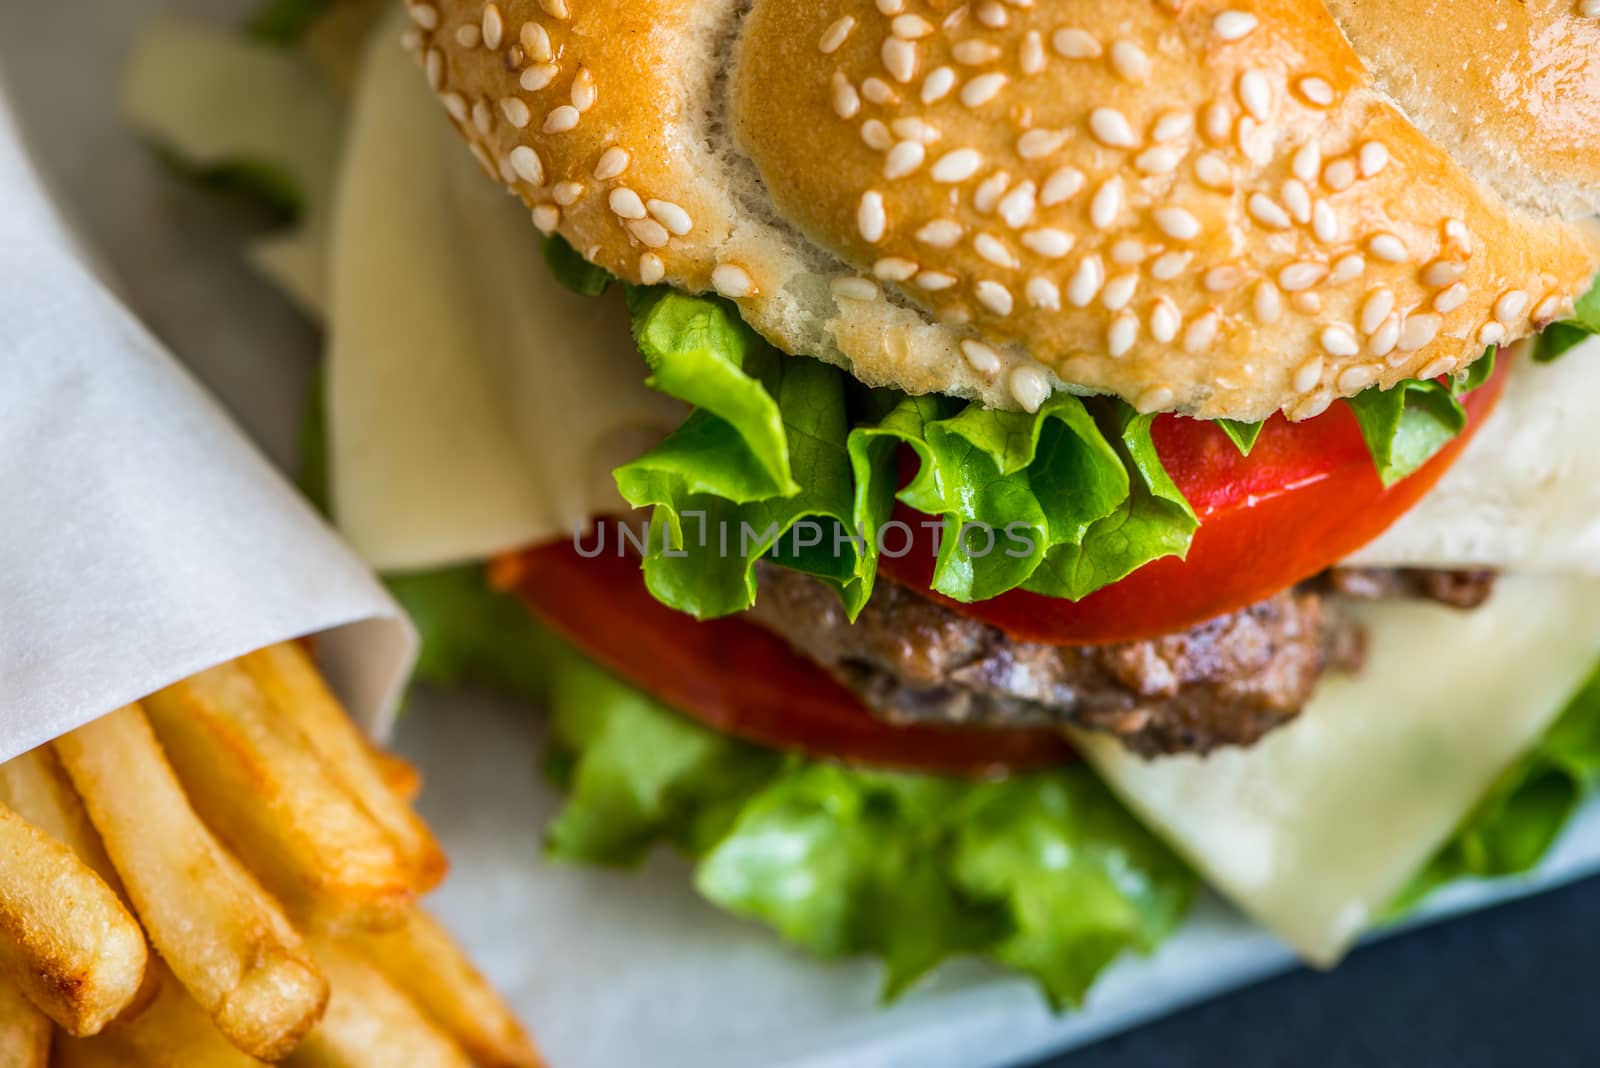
[494,543,1076,776]
[879,357,1511,646]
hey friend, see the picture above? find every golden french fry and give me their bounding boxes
[284,939,472,1068]
[0,747,119,888]
[0,975,50,1067]
[239,644,448,892]
[48,1033,145,1068]
[54,705,327,1062]
[369,747,421,804]
[348,909,541,1068]
[107,962,264,1068]
[142,664,411,931]
[0,801,146,1037]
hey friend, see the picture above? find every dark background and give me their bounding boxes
[1036,874,1600,1068]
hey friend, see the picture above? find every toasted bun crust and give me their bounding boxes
[1326,0,1600,221]
[403,0,1600,421]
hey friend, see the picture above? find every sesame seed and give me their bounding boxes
[1236,117,1272,166]
[1108,314,1140,357]
[551,180,583,206]
[916,220,963,248]
[974,233,1018,269]
[1185,311,1220,354]
[1020,31,1046,75]
[1292,292,1322,315]
[1151,252,1192,280]
[1478,322,1506,346]
[571,67,597,111]
[1213,11,1259,40]
[921,66,956,103]
[1153,206,1201,241]
[425,48,444,90]
[1010,366,1050,412]
[608,188,646,219]
[1332,254,1365,284]
[1089,178,1123,229]
[1204,265,1246,293]
[874,257,920,281]
[509,145,544,185]
[1337,364,1377,391]
[481,3,504,48]
[857,191,887,243]
[1359,141,1390,177]
[500,97,532,128]
[953,39,1002,65]
[1321,325,1360,357]
[1021,227,1073,258]
[1247,193,1291,230]
[932,148,983,182]
[712,264,755,298]
[960,339,1003,375]
[521,64,557,91]
[1361,288,1396,335]
[544,105,580,133]
[1052,28,1102,59]
[876,0,904,13]
[1399,313,1442,351]
[819,15,856,53]
[1111,40,1152,83]
[594,146,630,181]
[862,77,897,105]
[454,23,480,48]
[1135,147,1182,175]
[1292,143,1321,183]
[441,92,468,121]
[470,98,491,135]
[647,200,693,236]
[1017,129,1068,160]
[1418,356,1454,379]
[861,120,893,150]
[409,3,439,29]
[831,276,880,301]
[497,156,518,185]
[1279,262,1328,292]
[1110,240,1147,265]
[882,37,918,83]
[1494,290,1530,322]
[1103,273,1139,311]
[521,22,552,61]
[1296,76,1335,107]
[1238,70,1271,120]
[1323,159,1357,191]
[1066,255,1106,306]
[639,254,666,285]
[998,183,1038,228]
[1312,201,1340,244]
[401,27,421,52]
[1089,108,1139,148]
[884,141,927,178]
[1202,101,1232,142]
[1040,166,1085,205]
[1150,298,1181,343]
[531,203,560,233]
[1254,281,1283,322]
[1421,259,1467,287]
[961,72,1008,107]
[1367,233,1408,263]
[973,172,1011,213]
[915,271,958,290]
[892,117,939,142]
[628,218,670,248]
[1281,179,1312,223]
[1534,295,1565,321]
[1136,385,1175,413]
[1434,283,1469,313]
[1152,111,1193,143]
[1292,356,1324,393]
[976,280,1015,315]
[1026,277,1062,309]
[1194,152,1232,189]
[1369,316,1401,357]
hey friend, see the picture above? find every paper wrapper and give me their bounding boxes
[0,96,413,757]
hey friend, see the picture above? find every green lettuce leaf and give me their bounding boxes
[1534,276,1600,363]
[1216,419,1264,456]
[1394,662,1600,913]
[543,235,612,298]
[1345,379,1468,488]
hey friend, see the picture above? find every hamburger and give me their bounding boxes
[130,0,1600,1008]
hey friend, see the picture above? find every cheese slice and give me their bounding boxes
[1076,574,1600,963]
[326,26,684,571]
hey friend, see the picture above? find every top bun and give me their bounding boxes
[403,0,1600,421]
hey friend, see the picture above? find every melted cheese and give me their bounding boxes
[326,30,683,569]
[1076,574,1600,964]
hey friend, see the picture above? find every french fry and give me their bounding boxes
[0,747,119,888]
[141,664,412,931]
[347,909,542,1068]
[107,963,264,1068]
[48,1033,145,1068]
[284,939,471,1068]
[0,975,50,1067]
[240,644,448,891]
[0,802,146,1036]
[369,747,421,804]
[54,706,327,1062]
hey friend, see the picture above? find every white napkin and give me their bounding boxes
[0,95,414,755]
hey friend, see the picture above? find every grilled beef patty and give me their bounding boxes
[745,567,1494,757]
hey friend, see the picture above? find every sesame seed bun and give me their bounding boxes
[403,0,1600,421]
